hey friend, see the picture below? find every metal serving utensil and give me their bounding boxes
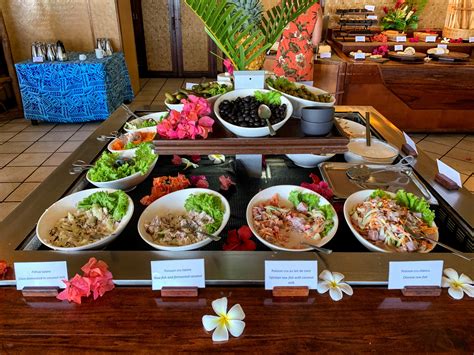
[69,160,94,174]
[121,103,140,119]
[258,104,276,136]
[405,225,472,261]
[346,156,415,181]
[97,131,120,142]
[302,241,333,254]
[182,222,221,241]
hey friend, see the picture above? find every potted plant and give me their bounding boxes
[184,0,318,70]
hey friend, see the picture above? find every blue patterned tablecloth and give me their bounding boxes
[15,52,134,122]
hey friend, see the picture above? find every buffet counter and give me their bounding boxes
[0,105,472,352]
[325,38,474,132]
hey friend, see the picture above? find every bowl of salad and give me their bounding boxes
[87,143,158,191]
[37,189,134,251]
[266,76,335,118]
[165,82,233,112]
[214,89,293,138]
[108,131,156,158]
[344,189,438,253]
[124,112,168,134]
[246,185,338,252]
[138,188,230,251]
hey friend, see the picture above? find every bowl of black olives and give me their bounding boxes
[214,89,293,138]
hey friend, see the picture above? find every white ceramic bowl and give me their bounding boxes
[343,189,438,253]
[87,156,158,191]
[165,102,184,112]
[246,185,338,252]
[267,82,335,118]
[138,188,230,251]
[124,112,168,134]
[344,138,399,164]
[36,188,134,251]
[285,154,335,168]
[214,89,293,138]
[107,132,156,159]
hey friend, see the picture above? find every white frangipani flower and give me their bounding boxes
[208,154,225,164]
[317,270,353,301]
[202,297,245,342]
[441,268,473,300]
[182,157,199,170]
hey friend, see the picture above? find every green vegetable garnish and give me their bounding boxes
[184,193,225,233]
[78,190,129,221]
[88,143,157,182]
[370,189,435,226]
[289,190,320,211]
[254,90,282,106]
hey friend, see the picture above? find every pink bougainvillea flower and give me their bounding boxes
[172,155,182,165]
[81,257,109,278]
[223,226,256,251]
[191,155,201,163]
[186,95,211,116]
[57,274,91,304]
[89,275,115,300]
[219,175,236,191]
[223,58,234,76]
[190,175,209,188]
[409,37,419,43]
[300,173,334,200]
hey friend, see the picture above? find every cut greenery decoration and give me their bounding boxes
[184,0,318,70]
[381,0,428,31]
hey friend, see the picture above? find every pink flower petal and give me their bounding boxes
[219,175,236,191]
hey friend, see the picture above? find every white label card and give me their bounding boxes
[469,37,474,43]
[388,260,443,289]
[234,70,265,90]
[364,5,375,11]
[367,15,377,20]
[425,35,437,43]
[32,56,44,63]
[394,44,404,51]
[436,159,462,187]
[354,53,366,60]
[185,82,198,90]
[14,261,68,290]
[396,36,407,42]
[265,260,317,290]
[403,132,418,153]
[437,44,448,49]
[151,259,205,290]
[355,36,366,42]
[320,52,331,59]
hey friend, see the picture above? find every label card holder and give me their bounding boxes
[388,260,443,290]
[367,15,377,20]
[265,260,317,298]
[469,37,474,43]
[364,5,375,11]
[151,259,205,297]
[320,52,332,59]
[355,36,366,42]
[14,261,68,292]
[233,70,265,90]
[437,44,448,49]
[396,36,407,42]
[436,159,462,189]
[425,35,437,43]
[402,132,418,157]
[394,44,404,51]
[354,52,366,60]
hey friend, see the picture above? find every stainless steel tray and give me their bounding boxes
[319,162,438,204]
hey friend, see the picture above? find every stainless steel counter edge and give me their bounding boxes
[0,105,472,286]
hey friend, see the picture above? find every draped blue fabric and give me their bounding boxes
[15,52,134,122]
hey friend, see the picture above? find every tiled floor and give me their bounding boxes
[0,77,473,222]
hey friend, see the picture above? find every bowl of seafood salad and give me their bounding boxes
[246,185,338,252]
[138,188,230,251]
[87,143,158,190]
[344,189,438,253]
[36,189,134,251]
[124,111,168,133]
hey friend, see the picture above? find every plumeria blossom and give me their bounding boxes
[202,297,245,342]
[208,154,225,164]
[441,268,474,300]
[182,158,199,170]
[317,270,353,301]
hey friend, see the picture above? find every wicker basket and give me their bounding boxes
[443,0,474,39]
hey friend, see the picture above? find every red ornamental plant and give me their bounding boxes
[157,95,214,139]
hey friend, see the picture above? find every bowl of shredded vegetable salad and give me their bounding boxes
[246,185,338,252]
[124,111,168,134]
[137,188,230,251]
[344,189,438,253]
[37,188,134,251]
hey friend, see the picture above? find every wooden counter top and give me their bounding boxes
[0,287,472,352]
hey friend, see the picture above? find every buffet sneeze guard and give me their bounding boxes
[0,106,472,287]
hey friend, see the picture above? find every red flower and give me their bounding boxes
[57,274,91,304]
[172,155,182,165]
[219,175,236,191]
[383,6,388,13]
[0,260,8,278]
[190,175,209,188]
[300,173,333,200]
[190,155,201,163]
[223,226,256,251]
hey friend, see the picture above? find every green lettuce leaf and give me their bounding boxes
[370,189,391,199]
[254,90,282,106]
[288,190,320,211]
[78,190,129,221]
[395,189,435,225]
[184,193,225,233]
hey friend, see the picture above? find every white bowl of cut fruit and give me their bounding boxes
[214,89,293,138]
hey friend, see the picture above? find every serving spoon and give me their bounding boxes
[258,104,276,136]
[302,241,333,254]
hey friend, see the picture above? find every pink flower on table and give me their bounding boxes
[177,121,198,139]
[219,175,236,191]
[197,116,215,139]
[172,155,182,165]
[190,155,201,163]
[89,275,115,300]
[190,175,209,188]
[186,95,212,116]
[57,274,91,304]
[81,257,109,278]
[223,58,234,76]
